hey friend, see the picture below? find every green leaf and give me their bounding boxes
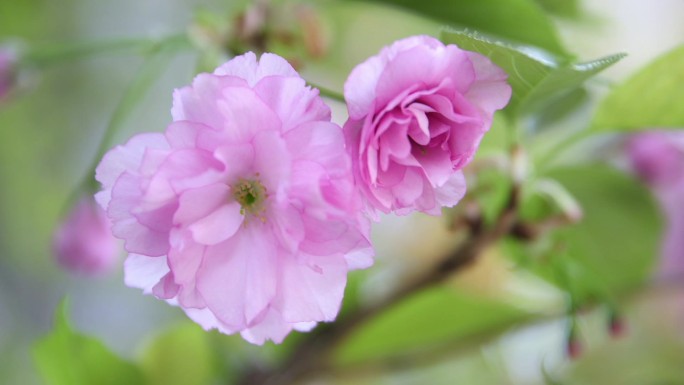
[333,287,530,366]
[533,0,581,18]
[141,322,217,385]
[349,0,569,56]
[592,44,684,131]
[529,87,589,131]
[33,300,145,385]
[543,165,661,297]
[441,29,624,119]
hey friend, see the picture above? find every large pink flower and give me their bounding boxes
[52,196,118,276]
[343,35,511,216]
[95,52,373,344]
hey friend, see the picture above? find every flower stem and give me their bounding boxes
[308,81,345,103]
[22,34,190,68]
[91,36,189,169]
[238,182,522,385]
[61,34,191,215]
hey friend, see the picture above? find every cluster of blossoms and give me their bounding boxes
[90,35,510,343]
[628,130,684,278]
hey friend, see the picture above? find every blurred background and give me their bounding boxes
[1,0,684,384]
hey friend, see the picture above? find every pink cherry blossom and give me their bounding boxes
[53,196,118,276]
[628,131,684,188]
[0,48,17,101]
[628,130,684,279]
[343,35,511,216]
[95,52,373,344]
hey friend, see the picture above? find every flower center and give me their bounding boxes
[232,174,268,219]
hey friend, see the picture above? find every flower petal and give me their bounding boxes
[197,226,277,329]
[124,254,170,294]
[189,202,244,245]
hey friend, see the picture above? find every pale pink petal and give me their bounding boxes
[152,272,181,299]
[196,226,277,329]
[344,35,445,120]
[173,184,231,227]
[465,52,513,114]
[213,142,256,183]
[252,130,291,191]
[171,74,248,124]
[95,133,169,208]
[124,254,170,294]
[254,76,330,132]
[214,52,298,86]
[109,173,171,256]
[189,202,243,245]
[391,168,425,207]
[434,171,467,208]
[285,121,348,168]
[345,245,375,270]
[344,54,385,120]
[166,231,207,308]
[293,321,317,332]
[299,214,372,258]
[374,45,474,112]
[240,307,293,345]
[184,306,240,334]
[276,254,347,322]
[212,87,282,142]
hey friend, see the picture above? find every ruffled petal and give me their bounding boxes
[214,52,298,86]
[189,202,243,245]
[95,133,169,208]
[276,254,347,323]
[124,254,170,294]
[196,226,277,329]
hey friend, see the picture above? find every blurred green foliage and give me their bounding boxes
[34,300,145,385]
[348,0,569,56]
[2,0,683,384]
[592,44,684,131]
[334,287,532,366]
[140,323,217,385]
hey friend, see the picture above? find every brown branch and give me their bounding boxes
[236,185,521,385]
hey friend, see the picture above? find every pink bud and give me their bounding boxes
[0,48,17,101]
[566,322,582,360]
[566,338,582,360]
[53,196,118,276]
[609,315,627,338]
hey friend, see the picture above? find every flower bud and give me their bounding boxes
[608,312,627,338]
[566,338,582,360]
[566,321,582,360]
[0,48,18,102]
[53,196,118,276]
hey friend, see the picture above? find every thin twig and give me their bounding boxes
[237,183,521,385]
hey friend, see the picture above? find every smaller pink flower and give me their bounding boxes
[53,196,118,276]
[0,48,17,101]
[628,131,684,188]
[628,130,684,279]
[343,35,511,216]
